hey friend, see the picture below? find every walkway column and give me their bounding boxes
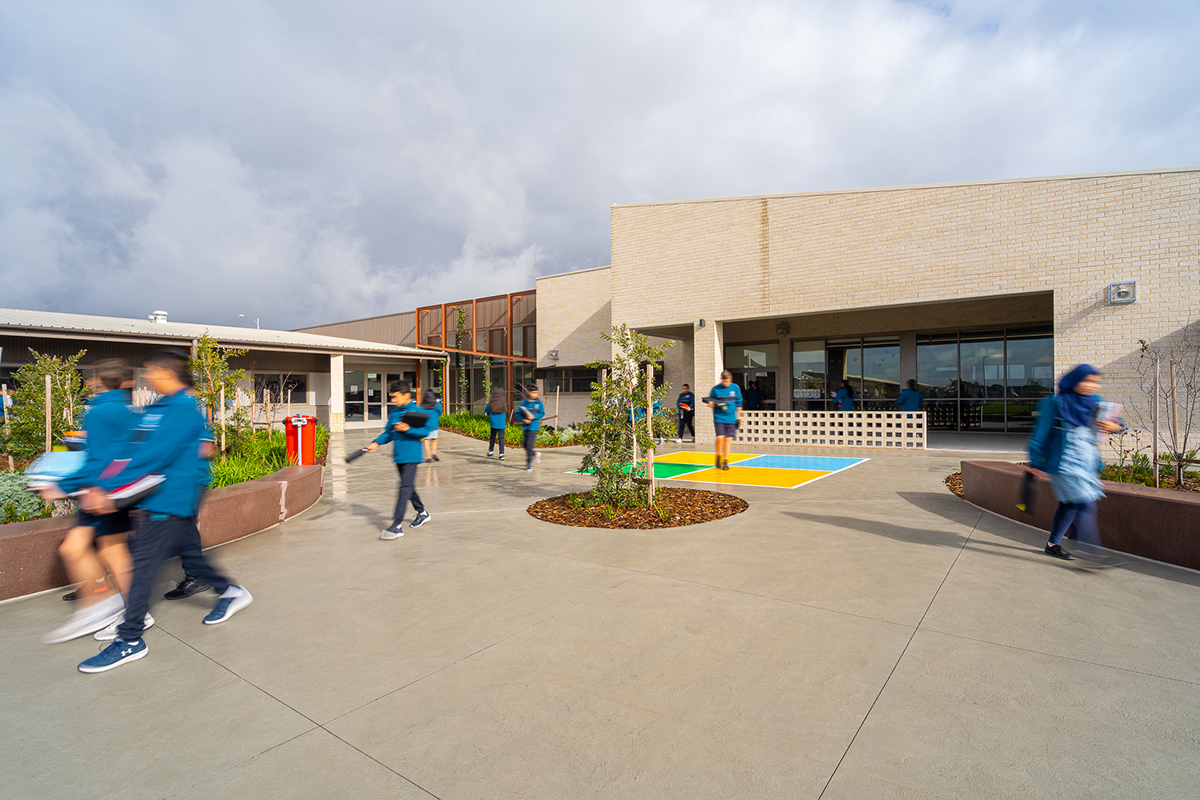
[693,320,724,446]
[329,353,345,433]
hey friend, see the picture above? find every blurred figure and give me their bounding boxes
[707,371,742,470]
[834,380,856,411]
[675,384,695,443]
[367,380,435,539]
[1029,364,1122,560]
[518,386,545,471]
[487,388,507,460]
[897,379,924,412]
[420,389,442,462]
[77,350,252,674]
[743,380,761,411]
[42,359,136,644]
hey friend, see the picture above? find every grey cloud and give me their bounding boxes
[0,0,1196,328]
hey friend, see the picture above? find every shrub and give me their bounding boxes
[0,349,90,461]
[0,472,50,523]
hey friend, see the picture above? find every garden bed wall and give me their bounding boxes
[0,466,324,602]
[961,461,1200,571]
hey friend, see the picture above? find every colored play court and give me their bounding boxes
[584,452,868,489]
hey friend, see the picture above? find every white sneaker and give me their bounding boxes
[44,594,125,644]
[380,525,404,540]
[95,613,155,641]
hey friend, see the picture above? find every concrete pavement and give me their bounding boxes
[2,430,1197,799]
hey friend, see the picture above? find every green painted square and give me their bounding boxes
[575,462,709,479]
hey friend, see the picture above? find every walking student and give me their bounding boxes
[897,379,924,412]
[420,389,442,463]
[367,380,434,539]
[77,350,252,674]
[675,384,695,443]
[42,359,137,644]
[706,371,742,470]
[518,386,545,471]
[1029,364,1121,561]
[486,388,507,460]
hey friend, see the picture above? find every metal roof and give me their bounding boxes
[0,308,444,358]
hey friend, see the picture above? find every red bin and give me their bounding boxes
[285,415,318,466]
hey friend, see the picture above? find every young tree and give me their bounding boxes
[578,325,674,510]
[0,349,90,460]
[1135,322,1200,485]
[189,332,248,421]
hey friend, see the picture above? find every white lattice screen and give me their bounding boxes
[734,410,926,450]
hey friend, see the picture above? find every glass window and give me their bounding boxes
[365,373,382,405]
[916,335,958,398]
[1005,334,1054,399]
[862,338,900,400]
[535,369,563,392]
[826,339,862,400]
[571,369,597,393]
[791,340,825,408]
[725,343,779,370]
[924,399,958,430]
[346,403,364,422]
[344,371,364,403]
[368,405,383,420]
[960,332,1005,398]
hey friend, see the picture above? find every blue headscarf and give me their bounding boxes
[1057,364,1100,428]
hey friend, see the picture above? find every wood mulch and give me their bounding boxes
[945,471,964,499]
[528,487,748,529]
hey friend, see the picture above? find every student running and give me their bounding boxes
[41,359,137,644]
[706,371,742,470]
[77,350,252,674]
[517,386,545,471]
[486,388,507,460]
[367,379,435,539]
[420,389,442,462]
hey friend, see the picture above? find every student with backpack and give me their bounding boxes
[420,389,442,463]
[367,380,435,539]
[487,388,507,460]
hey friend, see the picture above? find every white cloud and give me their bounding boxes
[0,1,1197,327]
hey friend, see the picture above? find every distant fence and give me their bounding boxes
[734,410,927,450]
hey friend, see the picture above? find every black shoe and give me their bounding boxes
[432,454,440,462]
[722,462,730,471]
[498,454,505,461]
[62,589,78,602]
[164,576,212,599]
[1044,544,1076,560]
[425,458,433,463]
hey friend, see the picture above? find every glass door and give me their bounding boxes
[366,372,383,421]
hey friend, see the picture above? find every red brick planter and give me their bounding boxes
[0,466,324,602]
[960,460,1200,571]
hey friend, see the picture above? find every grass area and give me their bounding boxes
[209,424,329,488]
[438,412,581,447]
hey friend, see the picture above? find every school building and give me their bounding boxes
[535,166,1199,443]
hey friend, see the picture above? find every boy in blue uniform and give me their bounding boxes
[367,379,434,539]
[42,359,137,644]
[706,371,742,470]
[518,386,545,471]
[675,384,695,442]
[897,379,924,412]
[77,350,251,674]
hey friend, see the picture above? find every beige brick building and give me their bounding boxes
[538,167,1200,444]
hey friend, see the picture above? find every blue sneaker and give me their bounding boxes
[78,638,147,673]
[410,510,431,528]
[203,587,254,625]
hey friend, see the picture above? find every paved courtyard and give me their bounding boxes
[2,430,1198,799]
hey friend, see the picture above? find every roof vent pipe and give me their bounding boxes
[148,310,169,324]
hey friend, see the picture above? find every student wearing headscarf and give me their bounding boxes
[1028,364,1122,560]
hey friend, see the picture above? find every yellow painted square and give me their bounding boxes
[654,452,756,466]
[670,466,830,489]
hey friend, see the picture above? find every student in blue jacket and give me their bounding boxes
[42,359,137,644]
[707,371,743,470]
[1029,364,1121,561]
[78,350,250,674]
[897,380,924,412]
[518,386,545,471]
[367,379,435,539]
[420,389,443,463]
[487,388,508,460]
[833,380,856,411]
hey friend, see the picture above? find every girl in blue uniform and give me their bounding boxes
[487,388,508,460]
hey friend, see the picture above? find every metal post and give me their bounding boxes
[646,362,655,505]
[555,386,560,429]
[1152,357,1160,488]
[44,374,52,453]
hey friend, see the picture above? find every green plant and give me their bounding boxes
[0,349,90,461]
[577,325,675,510]
[453,306,470,412]
[189,332,248,425]
[480,356,493,405]
[0,471,50,523]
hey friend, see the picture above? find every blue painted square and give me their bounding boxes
[737,455,866,472]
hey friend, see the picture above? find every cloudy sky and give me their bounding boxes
[1,1,1196,329]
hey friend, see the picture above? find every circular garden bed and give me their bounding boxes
[528,487,748,529]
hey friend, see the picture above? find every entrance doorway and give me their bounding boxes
[730,370,776,411]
